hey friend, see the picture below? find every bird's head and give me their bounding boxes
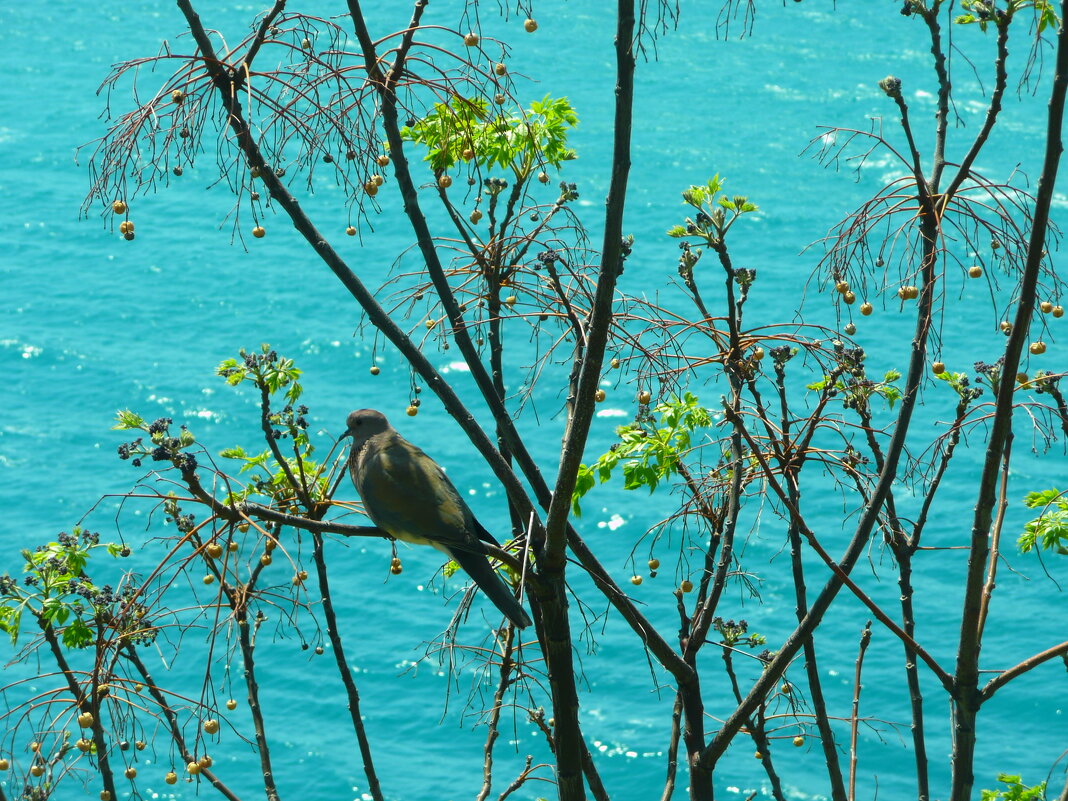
[344,408,393,450]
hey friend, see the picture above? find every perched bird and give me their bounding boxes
[344,409,532,629]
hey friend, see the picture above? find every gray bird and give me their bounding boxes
[344,409,532,629]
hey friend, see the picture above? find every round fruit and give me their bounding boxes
[495,62,507,75]
[524,18,538,32]
[594,389,606,403]
[504,295,517,306]
[754,751,762,760]
[30,742,40,752]
[173,166,183,176]
[391,562,404,574]
[346,226,356,236]
[226,699,238,711]
[425,318,435,329]
[680,580,693,593]
[1054,305,1064,318]
[230,537,242,548]
[844,323,856,336]
[638,390,652,404]
[1040,301,1053,314]
[135,741,146,751]
[123,232,135,241]
[186,761,201,775]
[369,365,380,375]
[124,767,137,779]
[264,538,276,552]
[968,265,983,278]
[1029,341,1047,355]
[0,759,8,770]
[252,226,265,238]
[843,291,856,305]
[494,93,506,105]
[203,719,220,735]
[372,174,384,186]
[781,682,792,694]
[206,543,223,559]
[648,558,660,570]
[610,358,620,368]
[165,772,178,785]
[376,154,390,167]
[112,200,127,214]
[932,361,945,375]
[260,553,272,566]
[301,38,311,50]
[171,89,185,104]
[119,220,134,235]
[470,209,483,224]
[30,764,44,777]
[752,347,765,361]
[835,280,849,294]
[793,736,804,747]
[298,570,308,581]
[462,148,475,160]
[364,181,378,196]
[78,712,95,728]
[538,171,549,184]
[464,32,479,46]
[438,175,453,189]
[1000,321,1013,334]
[860,302,873,316]
[202,574,215,585]
[77,738,92,752]
[406,405,418,417]
[1017,372,1029,384]
[908,285,920,299]
[198,755,213,769]
[630,575,643,586]
[391,557,402,568]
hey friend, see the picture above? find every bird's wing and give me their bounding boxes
[355,432,484,553]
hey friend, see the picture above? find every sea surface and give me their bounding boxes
[1,2,1066,800]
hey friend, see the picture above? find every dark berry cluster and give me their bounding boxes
[734,268,756,289]
[770,346,795,367]
[559,181,579,202]
[537,248,561,267]
[0,574,17,596]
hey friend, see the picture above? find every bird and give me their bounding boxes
[343,408,532,629]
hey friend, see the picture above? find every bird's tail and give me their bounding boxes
[451,548,533,629]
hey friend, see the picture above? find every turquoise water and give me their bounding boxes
[2,2,1066,800]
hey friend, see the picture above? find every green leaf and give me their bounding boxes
[113,410,145,430]
[62,618,94,649]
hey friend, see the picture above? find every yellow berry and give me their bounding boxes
[377,154,390,167]
[165,772,178,785]
[0,759,8,770]
[186,762,201,775]
[630,575,643,586]
[206,543,223,559]
[30,764,44,777]
[1040,301,1053,314]
[78,712,95,728]
[793,736,804,747]
[860,302,873,316]
[495,63,507,75]
[932,361,945,375]
[470,209,483,224]
[648,558,660,570]
[752,347,765,361]
[524,18,538,32]
[438,175,453,189]
[171,89,185,104]
[594,389,606,403]
[464,32,479,46]
[504,295,517,306]
[835,280,849,294]
[969,265,983,278]
[680,580,693,593]
[252,226,265,238]
[202,574,215,585]
[638,390,652,404]
[406,405,418,417]
[112,200,127,214]
[260,553,272,566]
[372,174,384,186]
[369,365,380,375]
[203,719,220,735]
[843,291,856,305]
[124,767,137,779]
[226,699,238,710]
[364,181,378,196]
[1029,341,1047,355]
[346,226,356,236]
